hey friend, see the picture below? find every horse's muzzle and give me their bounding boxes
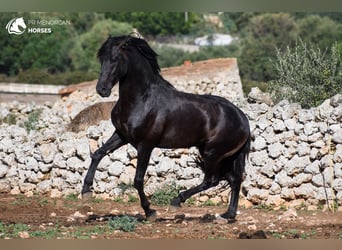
[96,83,111,97]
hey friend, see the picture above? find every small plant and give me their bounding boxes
[65,193,79,201]
[127,194,139,203]
[2,113,17,125]
[117,182,134,193]
[108,215,138,232]
[24,109,42,132]
[150,183,181,206]
[202,199,217,207]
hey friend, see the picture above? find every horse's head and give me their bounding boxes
[96,35,131,97]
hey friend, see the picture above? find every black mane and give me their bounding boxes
[97,35,160,74]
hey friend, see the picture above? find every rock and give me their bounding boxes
[265,195,284,207]
[280,187,295,200]
[18,231,30,239]
[108,161,125,177]
[25,157,39,172]
[58,140,76,158]
[292,173,312,187]
[37,180,52,193]
[76,138,90,160]
[332,128,342,144]
[298,109,315,123]
[260,164,275,178]
[250,150,268,166]
[284,155,310,176]
[247,87,273,106]
[0,180,11,192]
[312,167,334,187]
[0,164,9,178]
[268,142,284,159]
[332,178,342,191]
[335,163,342,178]
[39,143,57,164]
[156,157,174,176]
[279,208,297,222]
[284,118,296,130]
[273,119,286,132]
[253,136,267,151]
[275,171,293,188]
[293,183,317,199]
[247,188,269,203]
[330,94,342,107]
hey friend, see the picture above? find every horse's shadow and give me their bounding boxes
[85,212,223,224]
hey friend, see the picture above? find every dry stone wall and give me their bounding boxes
[0,59,341,210]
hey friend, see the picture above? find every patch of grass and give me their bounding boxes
[114,197,124,203]
[127,194,139,203]
[65,193,79,202]
[185,198,196,206]
[151,183,181,206]
[201,199,217,207]
[30,228,61,239]
[272,229,316,239]
[0,222,30,238]
[24,109,42,132]
[118,183,134,193]
[108,215,138,232]
[255,203,274,211]
[1,113,17,125]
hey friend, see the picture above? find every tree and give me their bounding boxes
[238,13,299,82]
[106,12,198,36]
[268,40,342,108]
[297,15,342,51]
[69,19,133,73]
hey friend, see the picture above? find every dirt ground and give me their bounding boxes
[0,194,341,239]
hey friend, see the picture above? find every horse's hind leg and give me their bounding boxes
[82,132,126,199]
[170,175,219,207]
[220,141,249,220]
[220,171,242,221]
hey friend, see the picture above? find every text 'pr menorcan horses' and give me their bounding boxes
[81,34,251,222]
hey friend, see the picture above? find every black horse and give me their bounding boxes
[81,34,251,221]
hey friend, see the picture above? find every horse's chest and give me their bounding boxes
[111,103,150,140]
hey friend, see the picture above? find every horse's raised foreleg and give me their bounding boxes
[133,146,155,219]
[81,132,126,199]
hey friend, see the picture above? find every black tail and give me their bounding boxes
[233,135,251,180]
[220,135,251,181]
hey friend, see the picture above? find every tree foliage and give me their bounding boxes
[238,13,299,82]
[268,40,342,108]
[69,20,133,73]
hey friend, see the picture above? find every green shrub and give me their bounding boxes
[108,215,138,232]
[15,69,97,86]
[52,71,98,85]
[151,183,181,206]
[24,109,42,132]
[268,40,342,108]
[17,69,52,84]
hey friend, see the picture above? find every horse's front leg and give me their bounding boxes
[82,131,126,199]
[133,146,155,219]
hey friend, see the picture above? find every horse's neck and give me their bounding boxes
[118,71,165,103]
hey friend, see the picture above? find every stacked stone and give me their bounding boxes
[244,95,342,208]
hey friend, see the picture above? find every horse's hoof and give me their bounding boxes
[219,212,237,223]
[146,209,157,222]
[81,192,93,201]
